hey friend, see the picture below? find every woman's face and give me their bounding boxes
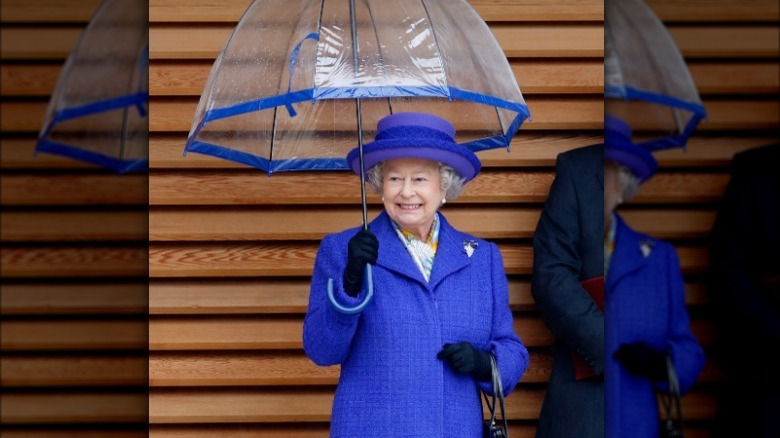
[381,158,444,240]
[604,160,621,229]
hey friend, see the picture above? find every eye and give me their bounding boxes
[414,176,428,183]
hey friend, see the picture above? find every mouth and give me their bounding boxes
[397,203,422,211]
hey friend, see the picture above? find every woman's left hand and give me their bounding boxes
[438,342,492,381]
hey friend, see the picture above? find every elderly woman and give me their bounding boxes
[303,112,528,437]
[604,115,705,437]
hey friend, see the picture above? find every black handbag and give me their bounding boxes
[658,356,684,438]
[482,354,509,438]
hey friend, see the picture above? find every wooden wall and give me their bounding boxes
[146,0,602,436]
[1,0,148,436]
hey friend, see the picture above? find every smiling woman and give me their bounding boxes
[302,112,529,437]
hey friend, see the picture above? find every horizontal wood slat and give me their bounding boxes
[0,392,147,424]
[147,24,604,60]
[148,316,553,350]
[1,210,148,241]
[145,97,603,133]
[0,139,103,169]
[1,173,148,206]
[148,206,717,241]
[149,242,709,278]
[148,170,729,205]
[667,25,779,58]
[0,0,101,23]
[148,278,710,315]
[148,387,546,423]
[646,0,779,22]
[1,355,147,386]
[148,0,604,23]
[1,246,148,278]
[145,134,773,170]
[148,350,552,386]
[145,60,604,96]
[1,320,147,351]
[0,283,147,315]
[2,431,147,438]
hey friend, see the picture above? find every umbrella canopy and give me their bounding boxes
[184,0,530,174]
[605,0,705,151]
[36,0,148,173]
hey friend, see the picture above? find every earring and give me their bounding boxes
[381,196,385,202]
[441,198,446,205]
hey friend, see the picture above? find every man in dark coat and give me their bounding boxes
[709,143,780,438]
[532,144,604,438]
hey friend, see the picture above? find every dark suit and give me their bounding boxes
[532,144,604,438]
[709,144,780,438]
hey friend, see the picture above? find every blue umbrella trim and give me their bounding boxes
[605,84,707,151]
[36,139,148,174]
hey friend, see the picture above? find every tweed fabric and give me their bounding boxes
[303,211,528,437]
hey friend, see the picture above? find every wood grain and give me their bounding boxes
[1,210,148,241]
[1,392,147,424]
[1,283,147,315]
[1,355,147,386]
[1,173,148,206]
[1,320,147,351]
[1,246,148,278]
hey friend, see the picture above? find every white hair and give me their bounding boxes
[366,161,466,201]
[616,164,642,201]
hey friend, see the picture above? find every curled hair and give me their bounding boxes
[365,161,466,201]
[616,164,641,201]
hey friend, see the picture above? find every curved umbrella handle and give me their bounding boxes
[327,264,373,314]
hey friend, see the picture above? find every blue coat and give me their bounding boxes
[606,214,705,438]
[531,144,605,438]
[303,210,529,437]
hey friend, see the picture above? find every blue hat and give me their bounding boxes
[604,115,658,182]
[346,112,482,182]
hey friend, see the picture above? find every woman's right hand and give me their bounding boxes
[343,229,379,296]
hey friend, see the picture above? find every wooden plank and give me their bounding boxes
[148,242,534,277]
[148,97,603,133]
[1,355,147,386]
[653,137,779,168]
[1,320,148,351]
[619,209,716,239]
[1,210,148,242]
[0,246,148,278]
[148,24,604,60]
[148,315,554,350]
[149,278,536,315]
[1,174,148,206]
[149,205,542,241]
[149,387,546,423]
[147,60,604,96]
[2,431,146,438]
[149,132,603,169]
[1,64,62,96]
[0,0,101,23]
[647,0,779,22]
[0,27,82,60]
[148,0,604,23]
[0,283,147,315]
[0,392,147,424]
[148,170,729,206]
[149,242,709,278]
[688,62,780,95]
[669,25,779,59]
[148,349,552,386]
[0,138,105,169]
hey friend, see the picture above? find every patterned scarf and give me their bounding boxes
[391,213,440,282]
[604,213,616,276]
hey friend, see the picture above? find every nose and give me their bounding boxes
[400,178,415,197]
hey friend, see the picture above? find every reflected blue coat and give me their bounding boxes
[605,214,706,438]
[303,210,528,437]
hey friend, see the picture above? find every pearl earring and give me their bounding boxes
[381,196,385,202]
[441,198,446,205]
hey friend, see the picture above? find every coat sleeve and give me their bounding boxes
[662,244,705,395]
[531,151,605,374]
[302,234,366,366]
[478,241,529,396]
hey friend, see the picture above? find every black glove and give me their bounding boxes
[437,342,492,381]
[343,228,379,297]
[614,342,668,381]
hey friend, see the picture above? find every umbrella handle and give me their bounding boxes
[326,264,373,314]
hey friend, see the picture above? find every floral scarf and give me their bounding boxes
[391,213,440,282]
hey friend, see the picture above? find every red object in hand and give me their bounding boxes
[571,276,604,380]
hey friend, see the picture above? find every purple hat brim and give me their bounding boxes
[347,138,481,182]
[604,142,658,183]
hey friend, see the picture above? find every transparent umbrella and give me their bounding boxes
[36,0,148,173]
[184,0,531,313]
[605,0,706,150]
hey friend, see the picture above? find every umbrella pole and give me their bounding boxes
[350,0,368,230]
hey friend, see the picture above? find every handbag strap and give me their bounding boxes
[482,354,509,435]
[660,355,684,437]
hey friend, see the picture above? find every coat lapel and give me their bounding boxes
[606,214,648,289]
[371,211,429,287]
[428,214,470,291]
